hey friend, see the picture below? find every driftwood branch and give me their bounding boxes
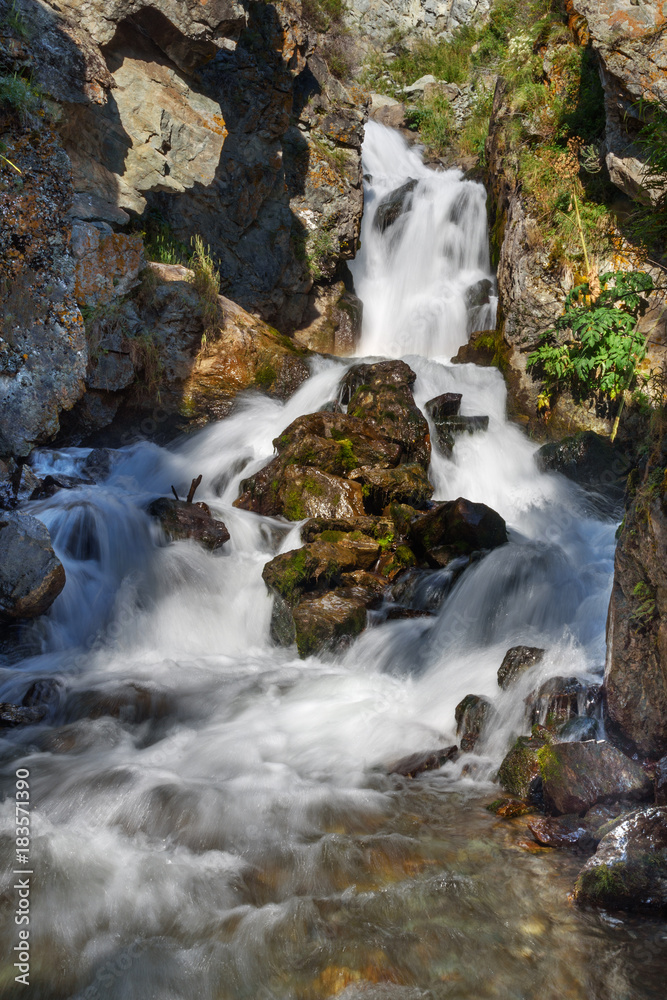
[170,485,180,501]
[186,475,203,504]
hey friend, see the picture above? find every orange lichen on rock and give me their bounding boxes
[72,225,145,308]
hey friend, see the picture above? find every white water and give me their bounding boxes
[1,124,662,1000]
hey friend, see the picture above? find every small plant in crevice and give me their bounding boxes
[127,332,164,399]
[188,235,222,345]
[527,268,655,438]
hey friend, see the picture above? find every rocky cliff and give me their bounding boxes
[0,0,366,459]
[345,0,490,43]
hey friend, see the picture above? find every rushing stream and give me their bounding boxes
[1,122,666,999]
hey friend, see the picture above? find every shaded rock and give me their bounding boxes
[30,474,93,501]
[605,461,667,759]
[0,460,41,511]
[536,432,629,496]
[388,745,458,778]
[424,392,462,421]
[573,806,667,912]
[147,497,230,551]
[291,592,368,658]
[539,741,653,816]
[498,645,545,689]
[0,512,66,621]
[300,515,393,545]
[0,702,47,729]
[410,496,508,567]
[557,715,599,743]
[527,676,586,728]
[349,463,434,514]
[373,179,418,233]
[455,694,492,751]
[497,735,546,802]
[527,814,595,852]
[22,678,62,711]
[293,282,363,357]
[81,448,113,481]
[72,223,145,309]
[656,756,667,806]
[431,414,489,457]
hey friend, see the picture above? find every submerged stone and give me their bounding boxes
[539,740,653,815]
[388,745,458,777]
[147,498,230,551]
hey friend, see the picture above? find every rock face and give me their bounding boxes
[570,1,667,204]
[605,459,667,759]
[345,0,491,44]
[574,806,667,911]
[20,0,366,327]
[0,513,66,621]
[539,741,653,815]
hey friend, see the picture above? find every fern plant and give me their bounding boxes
[527,269,655,435]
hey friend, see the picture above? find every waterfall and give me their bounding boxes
[0,124,660,1000]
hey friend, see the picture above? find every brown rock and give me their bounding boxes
[497,645,544,689]
[349,463,434,513]
[527,814,595,851]
[72,223,145,308]
[147,497,230,551]
[0,512,66,621]
[539,740,653,815]
[410,496,508,566]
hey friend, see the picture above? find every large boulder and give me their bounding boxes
[0,513,66,621]
[574,806,667,912]
[539,740,653,816]
[497,735,546,802]
[235,361,431,519]
[409,497,508,567]
[605,460,667,759]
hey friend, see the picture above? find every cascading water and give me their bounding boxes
[0,123,664,1000]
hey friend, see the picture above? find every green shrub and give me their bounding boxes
[405,91,455,155]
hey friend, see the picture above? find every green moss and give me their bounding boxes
[377,530,395,552]
[255,363,277,387]
[336,438,358,473]
[283,489,307,521]
[536,743,563,783]
[303,476,324,497]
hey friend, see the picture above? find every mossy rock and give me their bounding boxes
[497,735,546,801]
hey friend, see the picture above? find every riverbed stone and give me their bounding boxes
[430,415,489,457]
[388,745,458,777]
[0,512,66,621]
[0,702,47,729]
[527,676,587,728]
[539,741,653,816]
[498,645,545,689]
[497,735,546,802]
[291,592,368,658]
[527,814,595,852]
[349,463,434,514]
[573,806,667,912]
[147,497,230,551]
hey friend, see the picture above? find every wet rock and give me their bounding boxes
[0,461,41,510]
[373,179,418,233]
[536,432,629,496]
[342,361,431,468]
[539,741,653,816]
[81,448,113,481]
[497,645,545,689]
[430,415,490,457]
[557,715,599,743]
[497,735,546,802]
[147,498,230,551]
[527,814,595,851]
[349,464,434,514]
[410,496,508,568]
[22,678,62,711]
[277,467,366,521]
[0,702,47,729]
[655,756,667,806]
[605,460,667,759]
[0,512,66,621]
[64,683,173,725]
[424,392,462,421]
[487,797,534,819]
[574,806,667,912]
[263,538,382,609]
[455,694,492,752]
[527,676,586,728]
[30,473,93,500]
[388,745,458,778]
[291,592,368,658]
